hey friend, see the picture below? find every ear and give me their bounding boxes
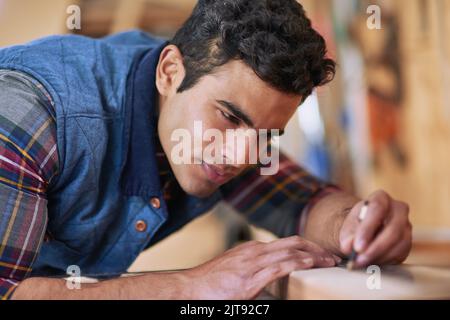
[155,45,185,97]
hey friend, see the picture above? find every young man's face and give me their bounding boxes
[156,45,302,198]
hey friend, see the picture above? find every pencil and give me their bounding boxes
[346,200,369,270]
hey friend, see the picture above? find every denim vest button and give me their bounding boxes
[150,197,160,209]
[135,220,147,232]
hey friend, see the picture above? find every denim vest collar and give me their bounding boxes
[120,41,169,199]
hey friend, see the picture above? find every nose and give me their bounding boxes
[222,134,258,169]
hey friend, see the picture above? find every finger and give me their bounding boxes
[255,248,336,268]
[339,202,365,255]
[376,226,412,265]
[251,256,315,291]
[306,252,337,268]
[353,191,391,253]
[332,254,343,265]
[263,236,330,257]
[263,236,338,264]
[355,201,410,267]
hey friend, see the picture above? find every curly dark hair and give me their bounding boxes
[171,0,336,101]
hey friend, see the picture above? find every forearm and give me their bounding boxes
[303,191,360,257]
[11,271,191,300]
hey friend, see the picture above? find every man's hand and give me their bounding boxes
[339,190,413,268]
[183,236,341,300]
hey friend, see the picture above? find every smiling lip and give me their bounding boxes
[201,161,234,185]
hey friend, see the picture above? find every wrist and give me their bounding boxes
[304,190,359,256]
[174,269,199,299]
[298,186,342,237]
[332,205,354,256]
[140,270,194,299]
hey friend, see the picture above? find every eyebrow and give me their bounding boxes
[216,99,286,136]
[216,100,255,128]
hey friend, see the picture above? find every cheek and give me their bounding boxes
[185,106,226,140]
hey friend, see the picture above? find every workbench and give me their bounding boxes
[267,264,450,300]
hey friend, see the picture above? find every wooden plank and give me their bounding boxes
[267,264,450,300]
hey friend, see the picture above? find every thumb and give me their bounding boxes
[339,201,365,255]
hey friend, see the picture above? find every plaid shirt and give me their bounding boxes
[0,70,336,299]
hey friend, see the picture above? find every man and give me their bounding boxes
[0,0,411,300]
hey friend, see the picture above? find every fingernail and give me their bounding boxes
[342,237,352,248]
[302,258,314,265]
[354,239,366,252]
[325,257,335,265]
[356,255,368,265]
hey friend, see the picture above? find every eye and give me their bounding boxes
[220,109,240,125]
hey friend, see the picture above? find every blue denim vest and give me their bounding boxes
[0,31,222,277]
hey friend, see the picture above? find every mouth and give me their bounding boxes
[201,161,235,185]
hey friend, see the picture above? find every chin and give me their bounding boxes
[178,178,218,198]
[171,164,220,198]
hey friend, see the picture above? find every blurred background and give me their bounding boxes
[1,0,449,271]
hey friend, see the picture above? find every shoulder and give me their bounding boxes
[0,69,59,189]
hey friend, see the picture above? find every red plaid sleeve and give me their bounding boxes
[0,70,59,299]
[220,151,339,238]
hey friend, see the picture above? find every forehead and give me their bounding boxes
[200,60,301,129]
